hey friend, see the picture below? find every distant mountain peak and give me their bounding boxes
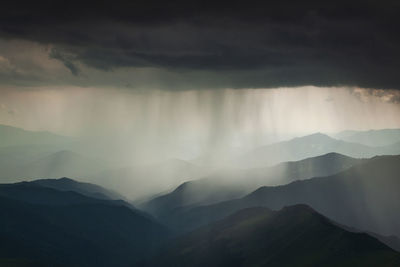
[311,152,353,161]
[293,132,334,142]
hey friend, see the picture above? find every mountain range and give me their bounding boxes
[161,155,400,239]
[1,175,399,266]
[31,177,125,200]
[154,205,400,267]
[0,124,72,148]
[0,145,114,183]
[232,133,400,168]
[143,152,363,217]
[94,158,207,201]
[334,128,400,147]
[0,178,168,266]
[1,125,400,266]
[1,125,400,200]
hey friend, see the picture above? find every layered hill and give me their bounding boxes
[0,124,71,147]
[0,179,168,266]
[94,158,207,200]
[162,155,400,238]
[233,133,399,168]
[143,153,363,217]
[335,128,400,147]
[31,177,124,200]
[0,146,115,185]
[155,205,400,267]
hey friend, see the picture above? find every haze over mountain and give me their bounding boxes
[0,148,114,183]
[334,129,400,147]
[141,133,400,203]
[94,158,208,201]
[233,133,400,168]
[0,125,207,199]
[1,150,399,265]
[156,205,400,267]
[162,155,400,238]
[143,152,363,217]
[0,124,72,147]
[1,124,400,201]
[31,177,124,200]
[24,150,114,179]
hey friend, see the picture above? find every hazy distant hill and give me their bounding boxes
[94,158,207,200]
[0,143,60,164]
[233,133,399,168]
[335,129,400,147]
[0,180,168,267]
[163,155,400,238]
[23,150,113,180]
[0,149,113,183]
[156,205,400,267]
[0,125,122,186]
[0,180,130,208]
[0,124,71,147]
[143,153,363,217]
[32,177,124,200]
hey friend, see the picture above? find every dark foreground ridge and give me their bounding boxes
[1,174,400,266]
[154,205,400,267]
[0,179,168,267]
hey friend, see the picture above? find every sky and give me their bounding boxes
[0,0,400,142]
[1,0,400,89]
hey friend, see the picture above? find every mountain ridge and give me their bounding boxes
[155,204,400,267]
[161,155,400,239]
[143,152,363,217]
[0,181,168,266]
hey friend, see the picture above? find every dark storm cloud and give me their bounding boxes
[49,48,80,76]
[1,0,400,89]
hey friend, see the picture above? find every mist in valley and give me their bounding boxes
[1,86,400,200]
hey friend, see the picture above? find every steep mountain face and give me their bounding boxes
[155,205,400,267]
[143,153,363,217]
[0,180,168,267]
[232,133,399,168]
[162,155,400,238]
[335,129,400,147]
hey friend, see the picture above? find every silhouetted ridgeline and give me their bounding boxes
[161,155,400,239]
[0,179,168,267]
[1,125,400,266]
[1,172,400,266]
[143,152,363,217]
[154,205,400,267]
